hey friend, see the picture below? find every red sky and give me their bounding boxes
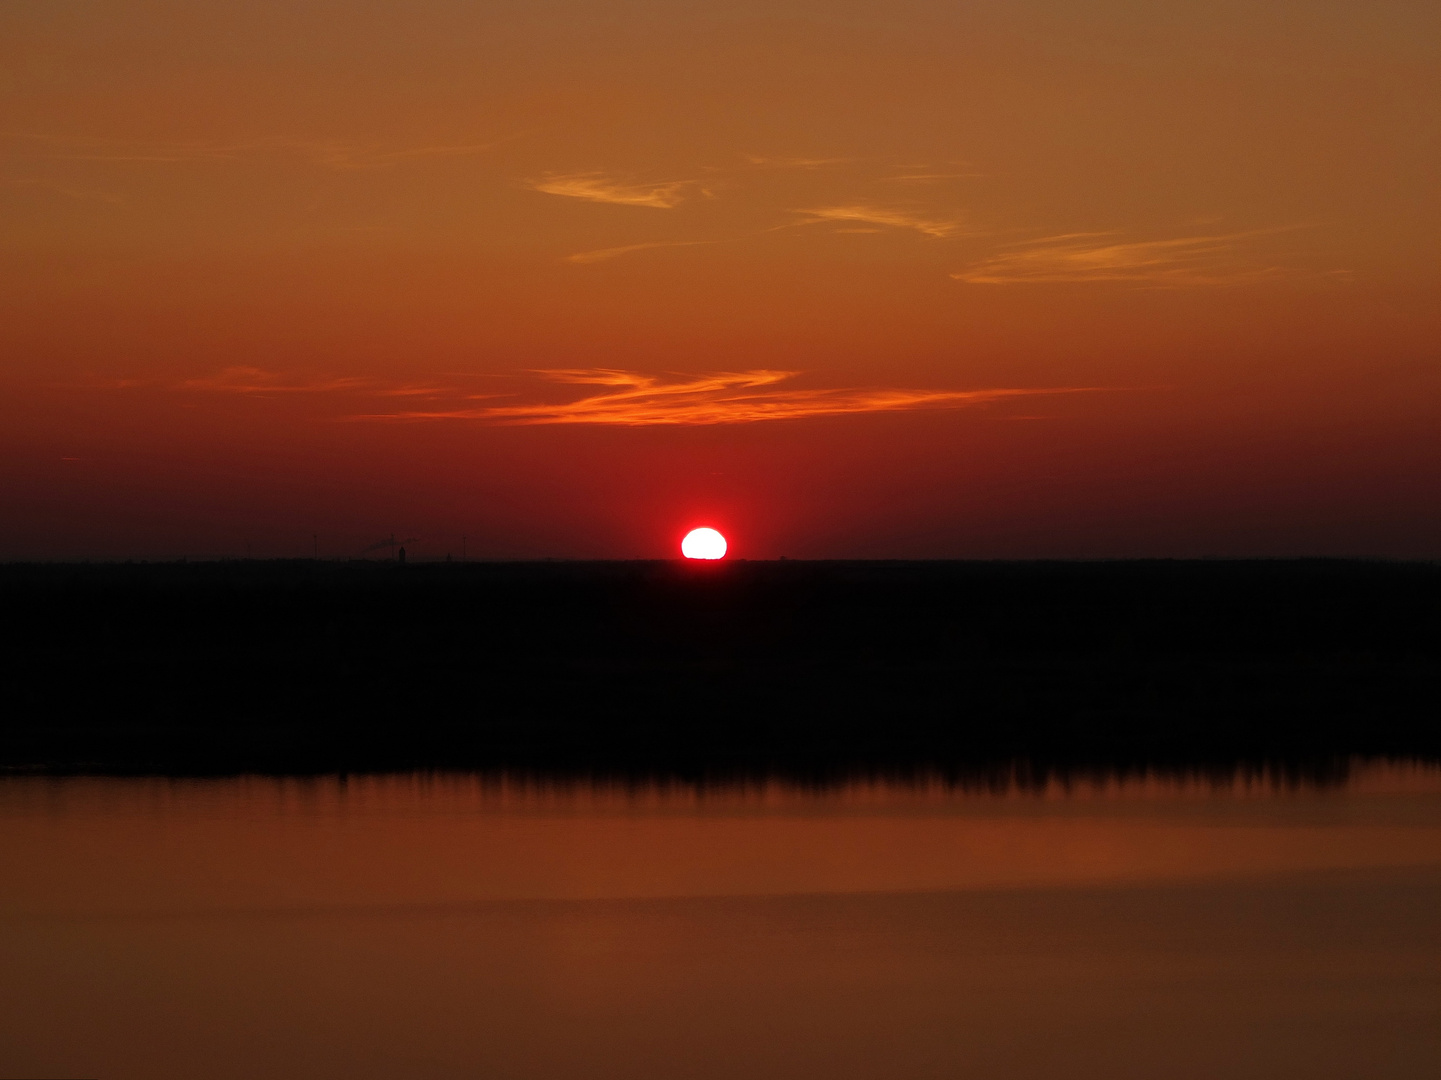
[2,0,1438,559]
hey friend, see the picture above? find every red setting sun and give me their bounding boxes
[681,528,727,560]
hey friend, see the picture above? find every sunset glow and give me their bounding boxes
[3,6,1438,1076]
[681,528,727,560]
[0,1,1436,560]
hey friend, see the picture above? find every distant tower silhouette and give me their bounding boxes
[397,546,406,564]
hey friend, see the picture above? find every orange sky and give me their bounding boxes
[2,0,1438,559]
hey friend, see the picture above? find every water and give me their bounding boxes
[2,765,1439,1079]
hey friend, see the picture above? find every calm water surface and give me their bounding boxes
[2,765,1439,1079]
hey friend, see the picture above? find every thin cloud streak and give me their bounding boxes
[528,172,696,209]
[880,171,987,182]
[564,239,722,264]
[794,205,963,239]
[0,131,242,163]
[0,131,501,169]
[953,230,1297,285]
[354,369,1089,426]
[177,367,446,396]
[742,154,854,169]
[95,366,1093,426]
[300,141,501,170]
[2,174,126,204]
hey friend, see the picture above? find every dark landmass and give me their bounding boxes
[0,559,1438,782]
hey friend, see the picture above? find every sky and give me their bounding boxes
[1,0,1437,559]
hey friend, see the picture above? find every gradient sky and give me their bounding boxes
[2,0,1437,559]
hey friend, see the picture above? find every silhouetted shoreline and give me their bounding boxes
[2,559,1438,779]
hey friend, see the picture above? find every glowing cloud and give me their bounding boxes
[793,204,963,239]
[528,172,695,209]
[564,239,722,264]
[299,141,501,170]
[881,172,985,182]
[953,231,1295,285]
[177,367,445,396]
[103,367,1094,427]
[742,155,854,169]
[357,369,1087,426]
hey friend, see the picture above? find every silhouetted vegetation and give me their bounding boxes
[0,559,1437,781]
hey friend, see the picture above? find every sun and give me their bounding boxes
[681,527,727,560]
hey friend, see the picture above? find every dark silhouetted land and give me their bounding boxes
[1,559,1437,781]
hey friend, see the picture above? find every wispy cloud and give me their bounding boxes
[793,205,964,239]
[742,154,854,169]
[1,174,126,204]
[880,171,986,182]
[177,367,445,396]
[0,131,500,169]
[299,141,501,170]
[91,365,1092,426]
[953,230,1298,285]
[564,239,722,264]
[0,131,242,163]
[179,367,376,394]
[353,369,1087,426]
[527,172,696,209]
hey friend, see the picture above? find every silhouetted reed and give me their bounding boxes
[2,558,1437,779]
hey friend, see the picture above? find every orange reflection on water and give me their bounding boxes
[1,764,1439,1080]
[4,765,1441,915]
